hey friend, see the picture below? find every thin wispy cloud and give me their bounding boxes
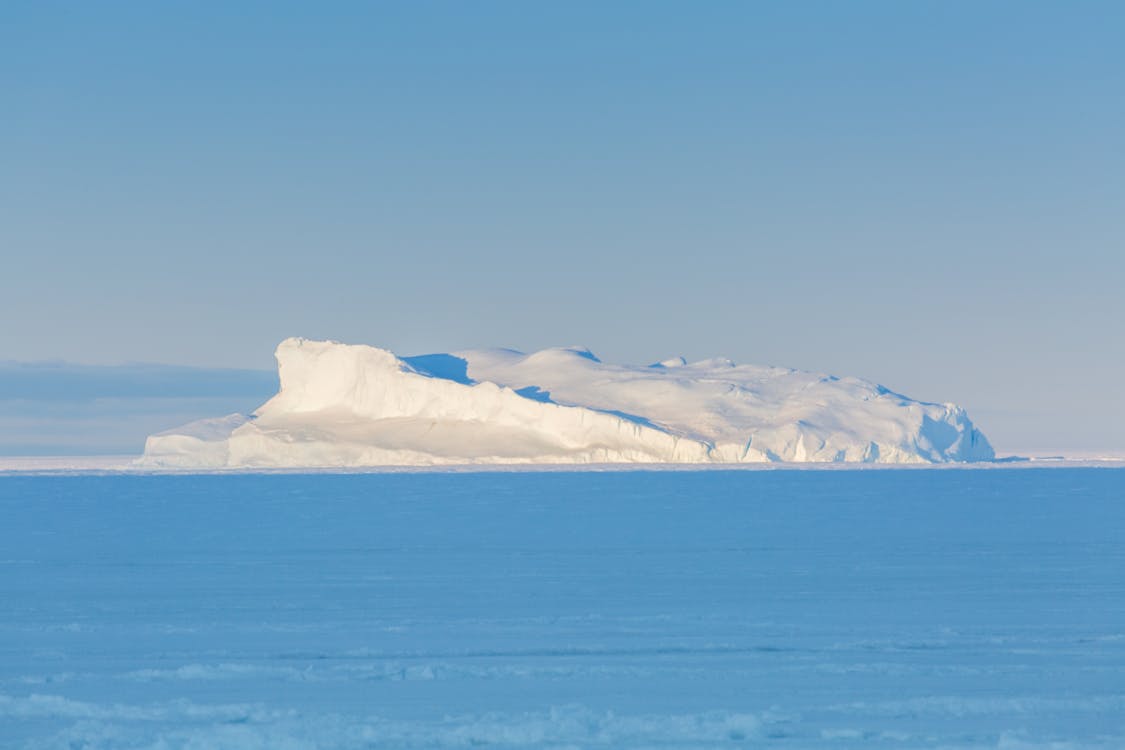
[0,362,275,455]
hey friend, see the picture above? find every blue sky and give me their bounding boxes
[2,2,1123,454]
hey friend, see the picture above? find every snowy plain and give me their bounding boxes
[2,468,1125,749]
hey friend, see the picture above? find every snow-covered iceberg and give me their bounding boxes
[140,338,994,468]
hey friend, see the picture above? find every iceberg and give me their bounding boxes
[140,338,994,468]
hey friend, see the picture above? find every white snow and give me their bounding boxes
[140,338,995,468]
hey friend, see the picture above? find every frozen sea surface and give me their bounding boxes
[1,469,1124,749]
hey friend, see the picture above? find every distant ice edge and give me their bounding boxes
[140,338,994,469]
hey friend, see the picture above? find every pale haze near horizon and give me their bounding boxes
[2,2,1122,456]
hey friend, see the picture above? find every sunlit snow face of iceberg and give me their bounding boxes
[140,338,994,469]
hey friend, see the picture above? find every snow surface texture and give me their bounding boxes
[142,338,994,468]
[4,470,1125,748]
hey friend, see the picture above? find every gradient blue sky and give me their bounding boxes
[2,2,1123,454]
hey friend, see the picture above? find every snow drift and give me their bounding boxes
[140,338,994,468]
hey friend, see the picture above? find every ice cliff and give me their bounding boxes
[140,338,994,468]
